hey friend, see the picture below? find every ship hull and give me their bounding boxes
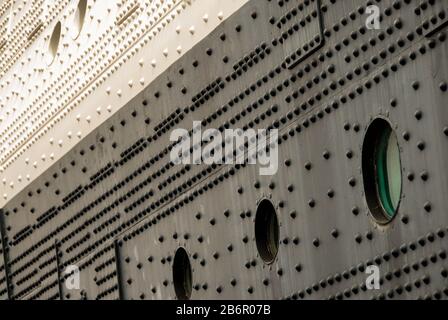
[1,0,448,300]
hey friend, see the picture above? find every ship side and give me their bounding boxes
[0,0,448,300]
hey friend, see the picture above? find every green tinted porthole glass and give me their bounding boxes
[362,119,402,224]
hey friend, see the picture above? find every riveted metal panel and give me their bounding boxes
[1,0,448,300]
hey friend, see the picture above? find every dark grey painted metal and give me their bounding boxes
[0,0,448,300]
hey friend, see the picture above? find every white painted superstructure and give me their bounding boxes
[0,0,249,206]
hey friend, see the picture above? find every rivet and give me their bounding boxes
[440,82,448,92]
[412,81,420,90]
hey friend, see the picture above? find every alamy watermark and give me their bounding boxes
[170,121,279,176]
[365,265,380,290]
[366,5,381,30]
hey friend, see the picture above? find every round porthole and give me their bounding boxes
[47,22,61,65]
[362,118,402,224]
[173,247,192,300]
[255,199,280,264]
[72,0,87,39]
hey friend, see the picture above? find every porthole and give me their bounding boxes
[255,199,280,263]
[72,0,87,39]
[173,247,192,300]
[47,22,61,65]
[362,118,402,224]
